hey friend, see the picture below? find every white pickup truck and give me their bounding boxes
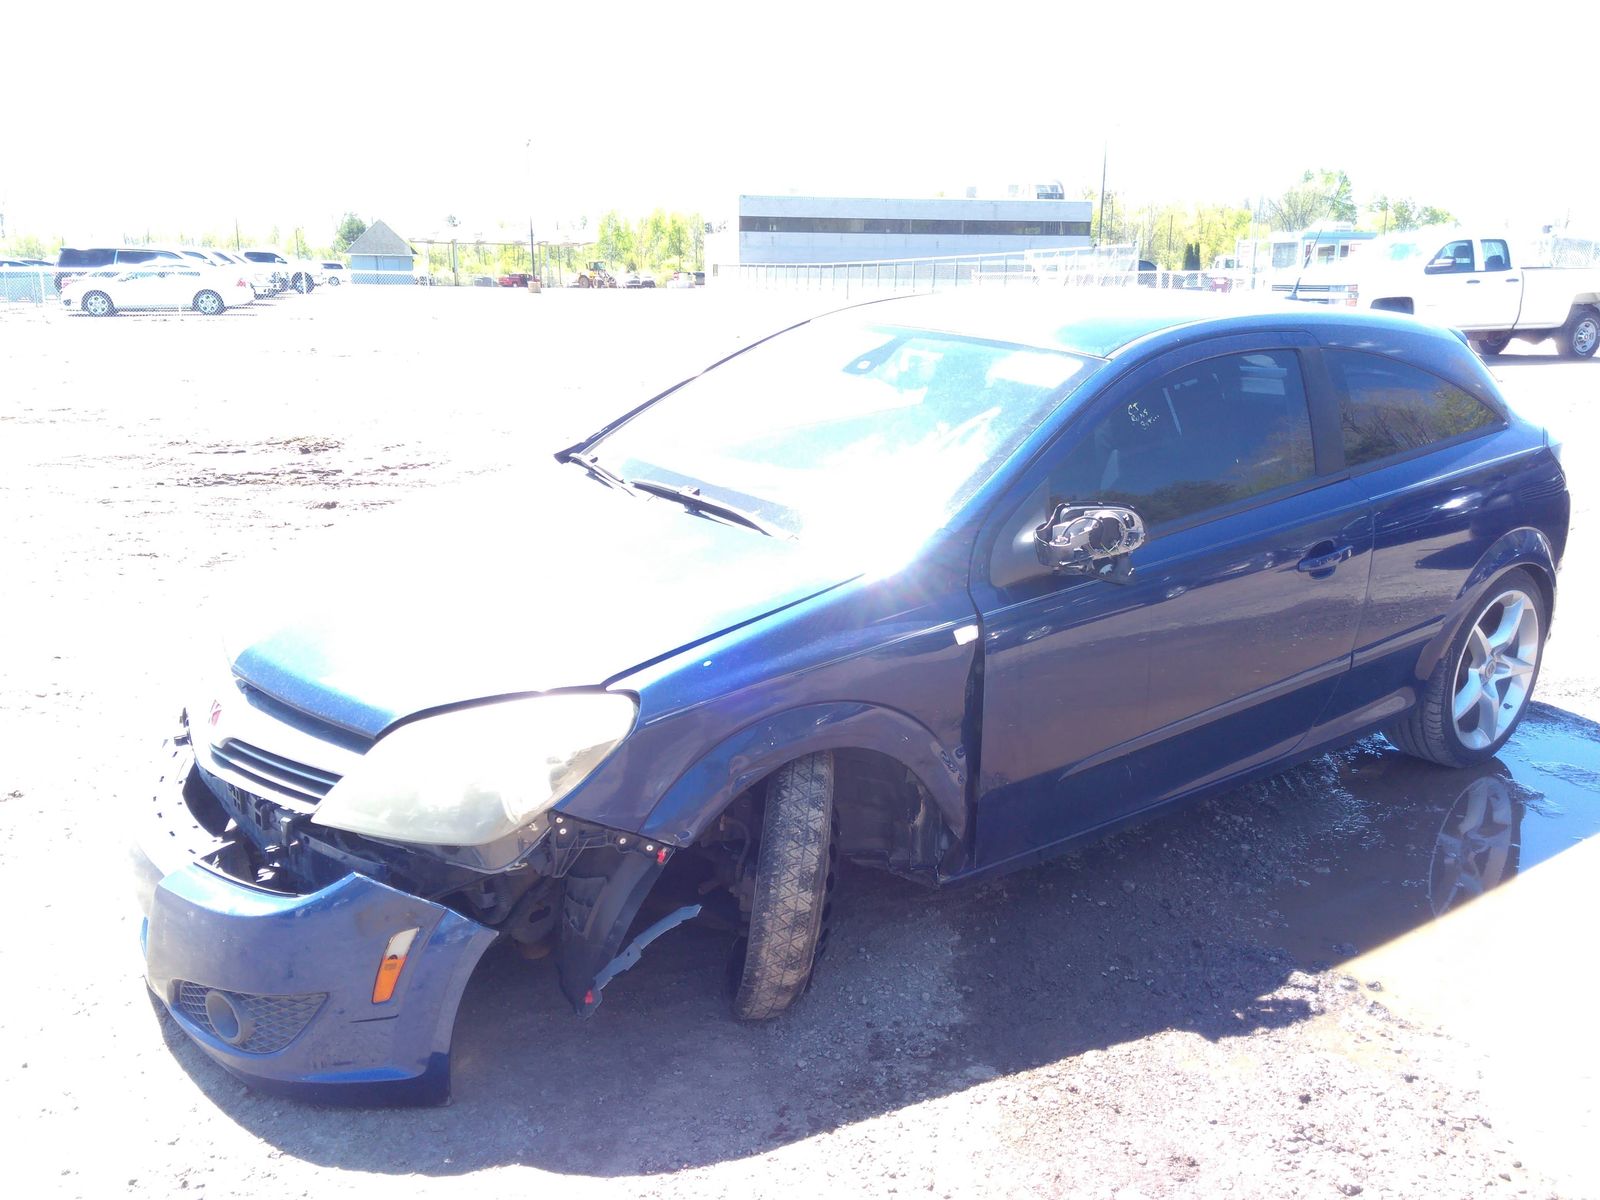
[1283,227,1600,359]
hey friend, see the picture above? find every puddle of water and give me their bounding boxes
[1266,703,1600,966]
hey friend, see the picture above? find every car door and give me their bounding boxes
[1470,238,1523,330]
[969,335,1373,870]
[1414,237,1479,326]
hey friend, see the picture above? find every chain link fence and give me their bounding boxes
[728,245,1217,298]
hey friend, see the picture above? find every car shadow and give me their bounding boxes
[152,702,1600,1176]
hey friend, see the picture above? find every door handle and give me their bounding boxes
[1466,279,1481,285]
[1506,277,1520,283]
[1297,544,1354,574]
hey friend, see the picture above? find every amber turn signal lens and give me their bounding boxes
[372,927,420,1003]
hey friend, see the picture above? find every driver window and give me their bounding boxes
[1432,240,1475,272]
[1048,350,1316,528]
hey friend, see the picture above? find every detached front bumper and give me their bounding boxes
[133,742,496,1105]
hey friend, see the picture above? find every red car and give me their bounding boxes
[497,273,536,288]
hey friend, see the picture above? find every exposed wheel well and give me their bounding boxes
[693,746,955,886]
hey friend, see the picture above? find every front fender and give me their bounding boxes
[636,701,969,847]
[1414,526,1559,682]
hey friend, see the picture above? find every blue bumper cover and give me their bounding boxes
[133,746,497,1105]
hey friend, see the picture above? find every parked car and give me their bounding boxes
[241,249,319,294]
[1284,226,1600,359]
[321,261,348,286]
[206,250,276,298]
[61,264,252,315]
[55,245,187,291]
[134,294,1567,1104]
[497,273,534,288]
[665,271,695,289]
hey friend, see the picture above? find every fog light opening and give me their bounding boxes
[203,989,254,1046]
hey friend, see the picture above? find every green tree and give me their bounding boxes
[595,210,633,268]
[1265,169,1355,231]
[333,212,368,253]
[1368,196,1456,234]
[664,213,690,269]
[9,233,53,259]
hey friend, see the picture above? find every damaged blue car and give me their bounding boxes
[133,293,1568,1103]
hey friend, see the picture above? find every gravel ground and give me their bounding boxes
[2,288,1596,1199]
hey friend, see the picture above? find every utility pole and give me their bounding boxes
[1096,144,1108,245]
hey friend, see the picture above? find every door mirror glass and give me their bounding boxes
[1034,504,1146,583]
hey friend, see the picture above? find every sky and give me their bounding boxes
[4,0,1596,248]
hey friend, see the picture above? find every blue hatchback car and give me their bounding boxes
[134,293,1569,1104]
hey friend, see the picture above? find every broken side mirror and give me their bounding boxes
[1033,503,1146,584]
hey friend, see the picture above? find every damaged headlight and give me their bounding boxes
[311,693,636,846]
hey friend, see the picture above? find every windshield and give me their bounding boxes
[589,314,1092,540]
[1375,238,1427,263]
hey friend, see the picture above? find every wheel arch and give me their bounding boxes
[636,701,968,874]
[1412,527,1558,683]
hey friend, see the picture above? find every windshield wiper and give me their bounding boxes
[562,451,640,496]
[629,478,790,539]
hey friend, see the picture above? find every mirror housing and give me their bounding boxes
[1034,504,1146,583]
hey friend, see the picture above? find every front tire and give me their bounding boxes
[193,290,224,315]
[82,291,114,316]
[1385,569,1547,766]
[1558,306,1599,359]
[730,752,837,1020]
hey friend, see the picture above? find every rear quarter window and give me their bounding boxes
[1326,350,1502,469]
[59,248,114,267]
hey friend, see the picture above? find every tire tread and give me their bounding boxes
[731,752,835,1021]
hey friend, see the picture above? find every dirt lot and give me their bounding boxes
[2,288,1597,1199]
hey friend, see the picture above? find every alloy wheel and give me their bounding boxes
[1451,588,1539,751]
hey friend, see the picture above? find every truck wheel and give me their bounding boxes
[1384,568,1546,767]
[730,752,837,1021]
[1473,334,1511,357]
[1558,306,1598,359]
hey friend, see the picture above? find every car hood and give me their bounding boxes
[229,465,863,738]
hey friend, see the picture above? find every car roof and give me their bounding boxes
[836,289,1468,361]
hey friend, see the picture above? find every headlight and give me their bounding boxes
[311,693,636,846]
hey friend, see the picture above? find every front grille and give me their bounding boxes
[211,738,341,804]
[172,981,326,1054]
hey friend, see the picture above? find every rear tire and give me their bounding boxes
[1558,306,1598,359]
[1385,568,1547,767]
[1473,333,1511,356]
[193,290,224,315]
[730,752,837,1020]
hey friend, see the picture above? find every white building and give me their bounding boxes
[708,193,1093,275]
